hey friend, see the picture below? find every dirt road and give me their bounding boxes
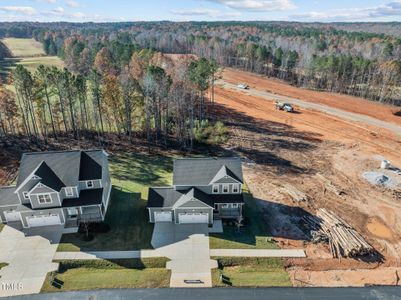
[218,80,401,138]
[213,68,401,287]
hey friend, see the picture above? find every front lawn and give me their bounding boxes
[57,152,173,252]
[41,258,170,292]
[209,186,278,249]
[212,257,291,287]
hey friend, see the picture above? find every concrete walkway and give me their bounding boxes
[54,250,160,260]
[210,249,306,257]
[0,225,62,297]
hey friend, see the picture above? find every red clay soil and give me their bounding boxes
[222,68,401,126]
[214,86,401,165]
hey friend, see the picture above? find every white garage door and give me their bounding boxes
[27,214,61,227]
[4,211,21,222]
[154,211,172,222]
[178,213,209,224]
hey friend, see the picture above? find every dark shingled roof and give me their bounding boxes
[173,157,243,186]
[0,186,19,206]
[147,187,244,208]
[16,150,104,188]
[34,161,65,192]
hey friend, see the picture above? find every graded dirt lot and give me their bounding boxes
[213,68,401,287]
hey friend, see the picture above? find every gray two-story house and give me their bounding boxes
[147,157,244,225]
[0,150,111,229]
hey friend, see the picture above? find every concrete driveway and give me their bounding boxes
[151,223,217,288]
[0,224,62,297]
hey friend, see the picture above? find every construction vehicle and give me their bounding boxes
[275,101,294,112]
[237,83,249,90]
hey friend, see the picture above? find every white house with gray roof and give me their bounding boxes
[147,157,244,225]
[0,150,111,229]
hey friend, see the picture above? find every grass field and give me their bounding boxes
[209,186,278,249]
[57,152,174,252]
[41,259,170,292]
[212,257,291,287]
[2,38,45,57]
[0,38,64,84]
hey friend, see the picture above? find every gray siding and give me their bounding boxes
[175,184,242,195]
[20,208,65,228]
[60,186,79,199]
[101,153,111,210]
[17,178,40,204]
[78,180,102,191]
[30,192,61,209]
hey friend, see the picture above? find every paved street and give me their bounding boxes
[6,287,401,300]
[0,225,62,297]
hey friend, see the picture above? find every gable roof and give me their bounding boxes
[34,161,65,192]
[16,150,105,189]
[173,157,243,186]
[147,187,244,209]
[209,165,242,184]
[172,188,213,209]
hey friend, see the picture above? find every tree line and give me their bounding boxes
[23,22,400,105]
[0,48,223,150]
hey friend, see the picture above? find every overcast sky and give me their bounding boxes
[1,0,401,22]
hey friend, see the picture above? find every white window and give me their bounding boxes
[86,181,94,188]
[221,204,229,208]
[65,187,74,197]
[231,203,239,208]
[232,184,239,193]
[23,191,30,200]
[222,184,229,194]
[212,184,219,194]
[38,194,52,204]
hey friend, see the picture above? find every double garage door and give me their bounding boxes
[26,214,61,227]
[178,213,208,224]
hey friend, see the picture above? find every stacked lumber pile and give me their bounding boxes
[304,208,374,258]
[315,173,345,196]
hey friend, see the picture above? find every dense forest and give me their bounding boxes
[0,21,400,150]
[1,21,399,105]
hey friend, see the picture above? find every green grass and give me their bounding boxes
[0,223,4,232]
[209,186,278,249]
[57,152,174,252]
[212,257,291,287]
[41,259,170,292]
[2,38,45,57]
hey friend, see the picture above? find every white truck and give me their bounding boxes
[275,101,294,112]
[237,83,249,90]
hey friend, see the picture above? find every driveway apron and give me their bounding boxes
[0,225,61,297]
[151,223,217,288]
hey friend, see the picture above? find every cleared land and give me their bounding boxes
[0,38,64,83]
[2,38,45,57]
[213,67,401,287]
